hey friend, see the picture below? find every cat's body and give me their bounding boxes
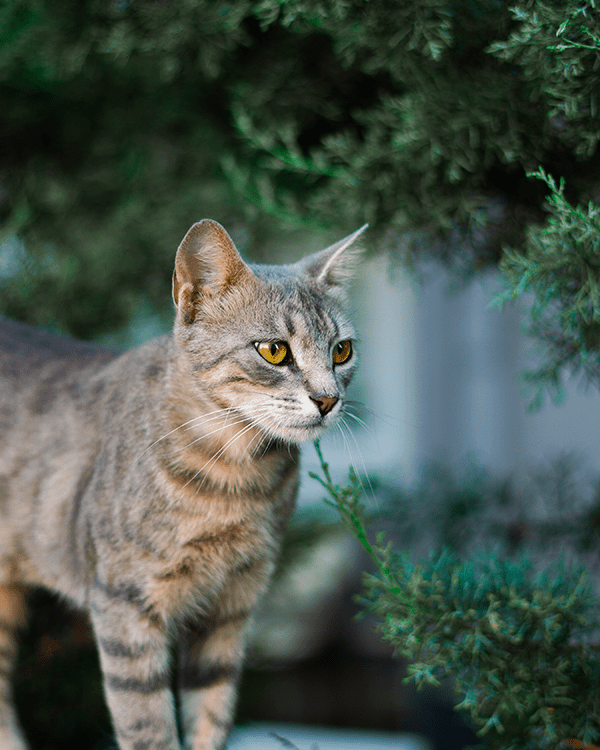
[0,220,365,750]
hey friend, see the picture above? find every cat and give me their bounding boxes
[0,218,366,750]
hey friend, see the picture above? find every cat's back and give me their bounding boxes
[0,318,119,374]
[0,318,122,438]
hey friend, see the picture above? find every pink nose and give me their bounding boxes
[310,395,339,416]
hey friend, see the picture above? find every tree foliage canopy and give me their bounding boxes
[1,0,600,384]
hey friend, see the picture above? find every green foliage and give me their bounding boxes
[488,1,600,158]
[312,442,600,749]
[224,0,600,261]
[227,0,539,248]
[495,167,600,407]
[0,0,233,337]
[0,0,311,339]
[3,0,600,390]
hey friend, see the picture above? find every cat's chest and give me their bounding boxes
[98,452,299,620]
[85,439,300,622]
[137,497,293,622]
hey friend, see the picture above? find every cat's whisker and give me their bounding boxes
[241,417,272,462]
[181,406,238,431]
[344,409,380,446]
[334,421,360,485]
[344,405,384,458]
[339,418,370,483]
[253,415,288,459]
[185,403,279,488]
[244,428,269,462]
[141,398,276,464]
[130,407,236,466]
[255,435,274,460]
[168,401,275,458]
[228,411,273,464]
[130,416,210,467]
[168,416,256,458]
[180,398,273,430]
[239,404,293,461]
[346,399,400,429]
[335,420,354,464]
[343,409,369,430]
[337,417,378,507]
[189,421,261,492]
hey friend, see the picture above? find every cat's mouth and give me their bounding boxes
[259,412,341,445]
[233,393,343,445]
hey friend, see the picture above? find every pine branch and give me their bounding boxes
[494,167,600,407]
[312,443,600,749]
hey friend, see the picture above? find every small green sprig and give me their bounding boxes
[310,440,415,614]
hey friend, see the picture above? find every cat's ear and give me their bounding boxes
[299,224,368,297]
[173,219,252,324]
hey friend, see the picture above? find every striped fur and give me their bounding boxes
[0,219,365,750]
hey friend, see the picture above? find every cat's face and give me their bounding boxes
[172,220,366,444]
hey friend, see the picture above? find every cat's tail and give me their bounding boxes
[0,584,29,750]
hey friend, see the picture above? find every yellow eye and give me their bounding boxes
[332,340,352,365]
[255,341,289,365]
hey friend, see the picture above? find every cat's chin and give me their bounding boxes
[260,420,337,446]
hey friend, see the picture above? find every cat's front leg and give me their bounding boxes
[89,586,180,750]
[0,584,29,750]
[178,610,250,750]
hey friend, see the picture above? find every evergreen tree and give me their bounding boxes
[2,0,600,389]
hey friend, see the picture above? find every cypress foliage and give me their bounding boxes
[0,0,253,338]
[495,167,600,407]
[2,0,600,377]
[311,441,600,750]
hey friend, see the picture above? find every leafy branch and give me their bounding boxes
[493,166,600,408]
[310,440,416,615]
[311,442,600,749]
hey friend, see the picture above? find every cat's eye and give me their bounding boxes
[255,341,290,365]
[332,340,352,365]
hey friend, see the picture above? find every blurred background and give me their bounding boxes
[3,1,600,749]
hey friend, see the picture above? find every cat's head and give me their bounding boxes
[172,219,366,444]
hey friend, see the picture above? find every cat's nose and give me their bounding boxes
[310,395,339,416]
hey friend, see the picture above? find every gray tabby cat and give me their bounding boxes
[0,219,366,750]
